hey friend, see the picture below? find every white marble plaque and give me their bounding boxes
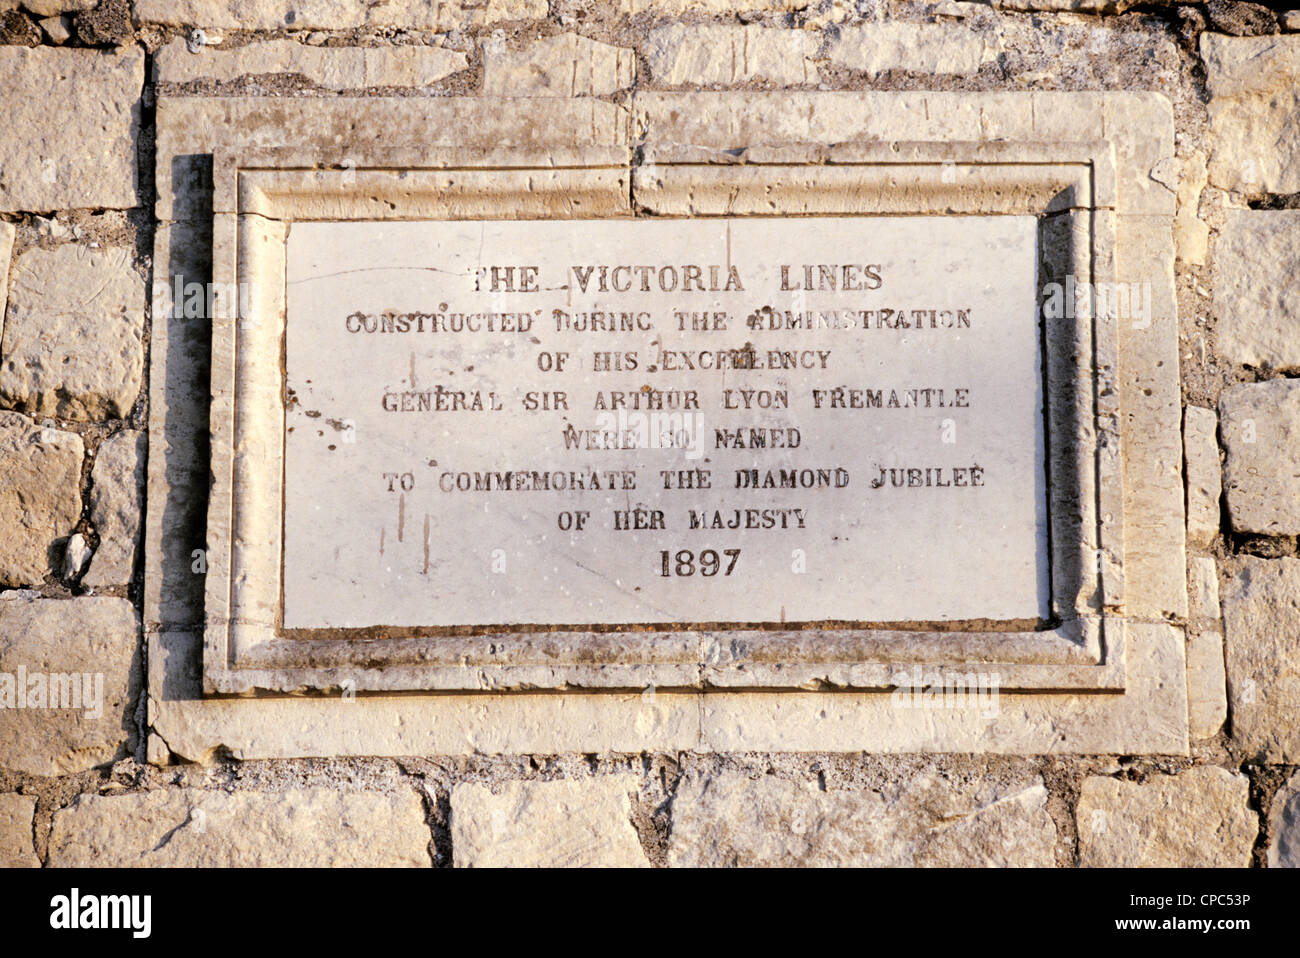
[281,216,1047,628]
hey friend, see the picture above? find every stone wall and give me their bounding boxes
[0,0,1298,867]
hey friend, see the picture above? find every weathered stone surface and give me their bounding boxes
[1202,36,1300,193]
[63,532,92,581]
[155,38,468,90]
[135,0,545,30]
[452,776,648,867]
[1174,150,1209,264]
[1222,557,1300,762]
[0,9,39,46]
[37,14,68,44]
[0,47,141,212]
[1285,10,1300,31]
[1219,380,1300,534]
[1213,211,1300,369]
[623,0,806,9]
[1270,773,1300,867]
[1183,405,1221,547]
[83,429,145,589]
[993,0,1126,9]
[1187,629,1227,739]
[0,793,38,867]
[828,22,992,76]
[483,32,634,96]
[0,595,139,775]
[0,221,14,312]
[21,0,94,15]
[1206,0,1278,35]
[1078,768,1256,867]
[0,413,82,587]
[0,246,145,421]
[73,0,130,45]
[1188,558,1221,622]
[668,770,1057,866]
[49,787,431,866]
[646,25,818,85]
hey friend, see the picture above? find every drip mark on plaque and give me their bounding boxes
[398,492,406,542]
[422,514,430,575]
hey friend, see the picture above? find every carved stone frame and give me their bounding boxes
[145,92,1187,759]
[202,140,1125,696]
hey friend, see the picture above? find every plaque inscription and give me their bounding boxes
[282,216,1047,629]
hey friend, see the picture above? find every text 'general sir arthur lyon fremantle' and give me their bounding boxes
[282,216,1048,629]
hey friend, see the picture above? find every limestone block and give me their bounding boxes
[1222,557,1300,762]
[1213,210,1300,369]
[48,787,431,866]
[0,793,38,867]
[21,0,95,14]
[483,33,635,97]
[1174,150,1209,264]
[0,221,14,320]
[134,0,546,30]
[0,246,145,421]
[646,25,818,86]
[1270,773,1300,868]
[828,22,992,76]
[0,413,82,587]
[1202,36,1300,193]
[1187,558,1221,622]
[667,770,1057,867]
[1183,405,1221,547]
[0,595,140,775]
[1077,768,1256,867]
[83,429,146,588]
[1186,629,1227,739]
[154,38,468,90]
[451,776,648,867]
[1219,380,1300,534]
[0,47,141,212]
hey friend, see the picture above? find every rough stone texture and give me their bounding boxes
[1202,35,1300,193]
[135,0,546,30]
[1188,558,1220,622]
[1183,405,1221,547]
[483,32,635,97]
[0,595,140,776]
[0,793,38,867]
[0,245,145,421]
[0,413,82,587]
[83,429,146,589]
[37,14,67,44]
[1213,210,1300,370]
[646,25,818,85]
[73,0,131,45]
[155,38,468,90]
[1285,10,1300,32]
[1222,558,1300,763]
[1186,629,1227,739]
[828,22,992,76]
[1174,150,1208,264]
[0,9,39,46]
[1270,773,1300,868]
[1206,0,1278,36]
[21,0,95,14]
[0,221,14,312]
[451,776,648,867]
[1219,380,1300,535]
[48,787,431,866]
[1077,768,1256,867]
[0,47,141,212]
[667,770,1057,866]
[63,532,91,581]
